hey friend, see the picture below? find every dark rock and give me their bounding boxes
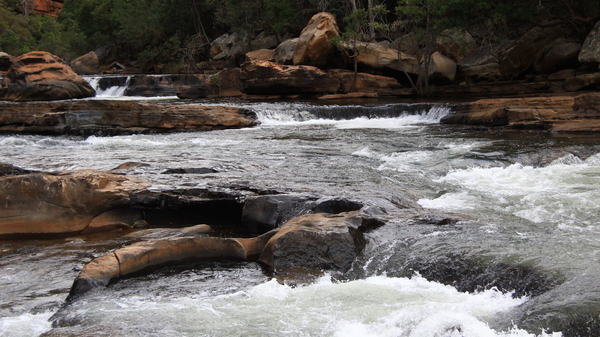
[210,32,250,64]
[162,168,218,174]
[250,32,279,51]
[534,42,581,74]
[258,212,380,273]
[176,85,209,99]
[313,198,362,214]
[458,43,509,82]
[125,74,204,97]
[0,51,95,101]
[0,163,36,176]
[241,195,315,234]
[499,25,577,79]
[0,52,13,71]
[326,69,400,94]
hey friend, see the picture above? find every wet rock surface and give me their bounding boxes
[0,99,258,135]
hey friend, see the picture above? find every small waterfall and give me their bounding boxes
[84,75,132,98]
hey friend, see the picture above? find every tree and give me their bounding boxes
[333,8,371,92]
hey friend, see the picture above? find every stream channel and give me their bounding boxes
[1,76,600,336]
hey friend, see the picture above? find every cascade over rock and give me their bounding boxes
[292,12,340,68]
[0,51,95,101]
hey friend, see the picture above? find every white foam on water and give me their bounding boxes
[67,275,559,336]
[0,311,54,337]
[418,154,600,227]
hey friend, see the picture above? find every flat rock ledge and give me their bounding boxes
[442,92,600,132]
[0,100,258,135]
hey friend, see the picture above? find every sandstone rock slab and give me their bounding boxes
[293,12,340,68]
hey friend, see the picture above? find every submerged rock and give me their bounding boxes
[0,51,95,101]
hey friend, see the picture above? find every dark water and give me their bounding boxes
[1,98,600,336]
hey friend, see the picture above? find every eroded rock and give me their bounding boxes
[0,51,95,101]
[0,170,149,237]
[70,51,99,75]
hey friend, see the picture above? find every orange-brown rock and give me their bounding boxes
[245,49,276,62]
[69,231,279,298]
[0,99,258,135]
[326,69,400,94]
[240,60,340,95]
[30,0,63,18]
[70,51,99,75]
[0,170,149,238]
[292,12,340,68]
[0,51,95,101]
[353,42,421,76]
[441,93,600,132]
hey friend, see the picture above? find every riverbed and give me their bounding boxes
[1,95,599,336]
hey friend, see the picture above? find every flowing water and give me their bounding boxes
[1,81,600,336]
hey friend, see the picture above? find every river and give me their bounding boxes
[1,80,600,336]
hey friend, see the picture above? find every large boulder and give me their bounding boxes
[428,51,457,84]
[240,60,340,95]
[535,42,581,74]
[0,52,13,71]
[457,43,507,82]
[0,170,149,238]
[250,31,279,51]
[0,51,95,101]
[579,21,600,65]
[293,12,340,68]
[275,38,299,65]
[354,43,421,76]
[499,25,576,79]
[391,33,420,55]
[436,29,478,62]
[258,212,378,273]
[210,32,250,63]
[241,195,315,234]
[0,51,96,101]
[70,51,99,75]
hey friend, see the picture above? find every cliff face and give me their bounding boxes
[23,0,64,18]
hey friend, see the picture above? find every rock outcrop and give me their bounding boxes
[327,69,400,94]
[275,38,299,65]
[355,43,421,76]
[441,93,600,132]
[0,100,258,135]
[457,44,507,82]
[0,170,149,238]
[499,25,576,79]
[436,29,478,62]
[210,32,250,64]
[240,60,340,95]
[579,20,600,65]
[70,51,100,75]
[0,51,95,101]
[534,42,581,74]
[292,12,340,68]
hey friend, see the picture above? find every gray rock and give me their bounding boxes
[579,20,600,64]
